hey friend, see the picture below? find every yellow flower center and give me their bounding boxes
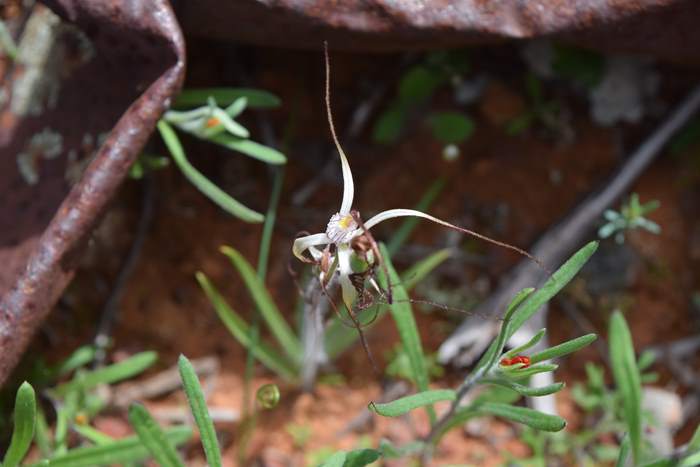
[338,214,354,230]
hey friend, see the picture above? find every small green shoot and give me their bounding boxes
[598,193,660,244]
[3,382,37,467]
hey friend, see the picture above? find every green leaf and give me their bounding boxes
[220,246,302,363]
[174,88,281,109]
[503,328,547,359]
[74,425,115,445]
[609,311,642,464]
[3,382,36,467]
[504,363,558,379]
[506,112,536,136]
[31,426,192,467]
[320,451,347,467]
[680,450,700,467]
[196,272,297,380]
[529,334,597,364]
[178,355,223,467]
[686,423,700,453]
[54,352,157,396]
[319,449,381,467]
[508,242,598,337]
[34,408,52,458]
[427,112,475,144]
[378,439,425,459]
[209,134,286,165]
[128,404,185,467]
[158,120,264,223]
[52,346,96,378]
[616,435,630,467]
[378,244,435,423]
[637,349,656,371]
[398,66,443,103]
[369,390,456,417]
[345,448,382,467]
[400,248,452,291]
[479,402,566,432]
[552,45,605,88]
[372,107,405,145]
[386,178,446,255]
[482,379,564,397]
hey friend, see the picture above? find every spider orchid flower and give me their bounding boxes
[293,45,539,314]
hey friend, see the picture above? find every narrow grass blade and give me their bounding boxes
[196,272,297,380]
[378,244,435,423]
[35,407,52,458]
[129,404,185,467]
[178,355,223,467]
[400,248,452,291]
[220,246,302,363]
[31,427,192,467]
[616,435,630,467]
[369,390,456,417]
[530,334,597,364]
[3,382,36,467]
[386,178,446,255]
[209,134,286,165]
[174,88,281,109]
[158,120,264,223]
[54,352,157,397]
[478,402,566,432]
[609,311,642,464]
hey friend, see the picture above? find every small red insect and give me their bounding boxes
[500,355,531,368]
[205,117,220,128]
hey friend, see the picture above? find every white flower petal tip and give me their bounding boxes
[292,233,331,262]
[326,212,359,243]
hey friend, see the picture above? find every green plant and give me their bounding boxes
[365,242,599,463]
[598,193,661,244]
[506,74,561,136]
[372,50,474,151]
[0,352,283,466]
[156,88,286,223]
[0,349,196,466]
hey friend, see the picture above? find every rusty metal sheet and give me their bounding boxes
[178,0,700,63]
[0,0,184,385]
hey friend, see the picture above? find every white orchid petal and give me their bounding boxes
[363,208,456,230]
[363,208,540,266]
[324,46,354,215]
[292,233,331,262]
[338,145,354,215]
